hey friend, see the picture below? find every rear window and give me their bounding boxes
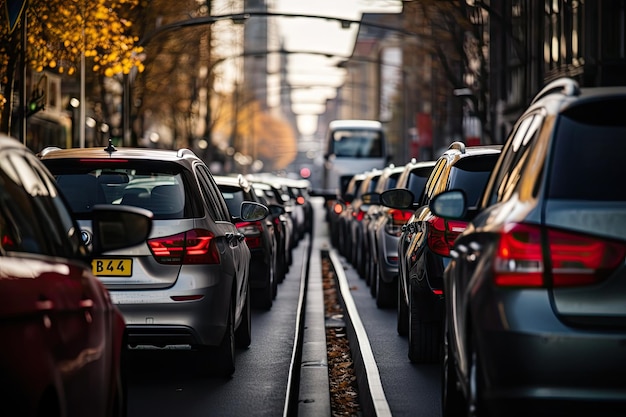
[548,100,626,201]
[448,154,499,206]
[406,167,432,202]
[218,185,245,217]
[44,160,191,219]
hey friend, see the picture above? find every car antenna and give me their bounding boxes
[104,139,117,155]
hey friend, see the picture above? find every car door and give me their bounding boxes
[196,165,249,314]
[0,149,111,414]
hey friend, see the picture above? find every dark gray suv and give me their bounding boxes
[432,78,626,416]
[41,144,268,376]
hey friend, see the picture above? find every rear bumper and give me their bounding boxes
[473,290,626,414]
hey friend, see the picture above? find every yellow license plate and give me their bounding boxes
[92,259,133,277]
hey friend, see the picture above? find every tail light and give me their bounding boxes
[493,223,626,287]
[353,209,365,222]
[385,209,413,236]
[236,221,263,250]
[427,216,468,257]
[333,202,343,215]
[296,196,305,205]
[148,229,220,264]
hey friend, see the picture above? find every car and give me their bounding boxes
[40,143,267,376]
[214,174,278,310]
[248,179,293,277]
[346,168,383,270]
[432,78,626,416]
[361,163,406,289]
[367,159,436,309]
[327,173,362,251]
[383,142,501,363]
[0,134,152,416]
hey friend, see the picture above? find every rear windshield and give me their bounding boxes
[218,184,245,218]
[548,99,626,201]
[406,168,432,202]
[448,154,499,206]
[44,160,190,219]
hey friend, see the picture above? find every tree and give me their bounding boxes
[0,0,144,134]
[403,0,490,146]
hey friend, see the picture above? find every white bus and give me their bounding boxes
[322,119,389,195]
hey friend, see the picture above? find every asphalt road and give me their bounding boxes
[125,197,441,417]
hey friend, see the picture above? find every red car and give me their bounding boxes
[0,135,152,417]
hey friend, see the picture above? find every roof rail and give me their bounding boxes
[448,141,466,153]
[38,146,62,157]
[530,77,580,105]
[177,148,196,158]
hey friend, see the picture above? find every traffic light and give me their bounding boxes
[26,88,45,117]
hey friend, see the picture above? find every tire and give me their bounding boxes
[441,325,464,416]
[408,280,441,363]
[369,262,378,297]
[376,275,397,309]
[211,299,236,377]
[235,287,252,348]
[466,338,489,417]
[397,279,408,336]
[252,267,273,310]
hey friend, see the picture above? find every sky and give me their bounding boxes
[271,0,402,135]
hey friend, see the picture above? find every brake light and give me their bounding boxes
[333,203,343,214]
[296,196,305,205]
[385,209,413,236]
[427,216,467,257]
[148,229,220,264]
[353,210,365,222]
[236,221,263,250]
[493,223,626,287]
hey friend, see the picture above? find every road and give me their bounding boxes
[125,197,441,416]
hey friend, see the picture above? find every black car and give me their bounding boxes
[215,175,278,310]
[382,142,501,363]
[432,78,626,416]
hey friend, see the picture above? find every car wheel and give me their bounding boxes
[408,280,440,363]
[235,287,252,348]
[397,279,408,335]
[253,267,273,310]
[467,341,487,417]
[376,275,396,309]
[212,299,236,376]
[369,262,378,297]
[441,324,464,416]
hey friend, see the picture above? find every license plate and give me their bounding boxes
[92,258,133,277]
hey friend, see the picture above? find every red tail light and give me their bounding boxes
[353,210,365,222]
[333,203,343,215]
[427,216,467,257]
[296,196,305,205]
[385,209,413,236]
[236,221,263,250]
[493,223,626,287]
[148,229,220,264]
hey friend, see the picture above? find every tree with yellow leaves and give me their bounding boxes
[0,0,145,134]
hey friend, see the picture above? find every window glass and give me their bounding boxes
[0,152,80,257]
[549,101,626,201]
[331,129,383,157]
[406,169,430,203]
[219,185,245,218]
[448,154,500,207]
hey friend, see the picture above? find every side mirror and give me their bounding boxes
[429,190,467,219]
[268,203,286,217]
[361,192,380,205]
[380,189,414,209]
[241,201,269,222]
[90,204,153,254]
